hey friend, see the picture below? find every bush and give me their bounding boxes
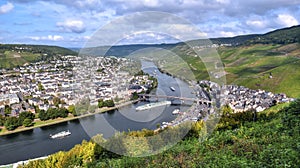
[5,117,20,130]
[23,118,33,127]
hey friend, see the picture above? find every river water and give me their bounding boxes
[0,61,195,165]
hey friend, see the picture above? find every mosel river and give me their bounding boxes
[0,61,195,165]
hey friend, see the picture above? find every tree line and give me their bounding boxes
[0,107,71,131]
[0,112,35,131]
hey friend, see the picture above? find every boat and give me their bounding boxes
[136,101,171,111]
[172,109,180,115]
[162,122,168,125]
[50,130,71,139]
[170,86,175,91]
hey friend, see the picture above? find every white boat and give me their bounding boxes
[136,101,171,111]
[162,122,169,125]
[170,87,175,91]
[50,130,71,139]
[172,109,180,115]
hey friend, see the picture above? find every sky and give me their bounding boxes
[0,0,299,48]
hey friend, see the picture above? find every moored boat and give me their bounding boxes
[50,130,71,139]
[172,109,180,115]
[136,101,171,111]
[170,86,175,91]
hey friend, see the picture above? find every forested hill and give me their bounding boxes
[80,25,300,57]
[79,43,177,57]
[0,44,77,69]
[246,25,300,44]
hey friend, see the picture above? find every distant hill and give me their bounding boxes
[0,44,77,69]
[246,25,300,44]
[80,25,300,57]
[80,43,177,57]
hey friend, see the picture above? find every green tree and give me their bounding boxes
[221,104,233,116]
[57,108,68,118]
[0,115,5,126]
[104,99,115,107]
[38,110,49,121]
[18,111,35,125]
[4,105,11,115]
[98,99,105,108]
[68,105,77,116]
[5,117,19,130]
[131,92,139,100]
[23,118,33,127]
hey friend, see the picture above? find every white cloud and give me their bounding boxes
[47,35,64,41]
[75,0,102,9]
[0,2,14,14]
[276,14,299,27]
[56,20,86,33]
[216,0,230,4]
[70,36,90,42]
[220,31,235,37]
[246,20,266,28]
[29,35,64,41]
[141,0,160,7]
[29,36,41,41]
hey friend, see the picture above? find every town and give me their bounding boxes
[0,55,156,131]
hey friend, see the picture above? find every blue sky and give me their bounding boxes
[0,0,299,47]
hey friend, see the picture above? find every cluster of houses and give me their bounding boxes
[0,55,156,117]
[198,80,293,113]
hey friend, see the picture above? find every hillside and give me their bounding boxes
[19,100,300,168]
[80,25,300,57]
[219,43,300,97]
[246,25,300,44]
[0,44,77,69]
[80,43,177,57]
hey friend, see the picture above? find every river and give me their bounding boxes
[0,61,195,165]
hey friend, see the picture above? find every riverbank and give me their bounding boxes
[0,156,48,168]
[0,100,139,136]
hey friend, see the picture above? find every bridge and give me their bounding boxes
[138,94,211,105]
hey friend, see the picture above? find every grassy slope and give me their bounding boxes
[0,51,41,69]
[220,43,300,97]
[0,44,77,69]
